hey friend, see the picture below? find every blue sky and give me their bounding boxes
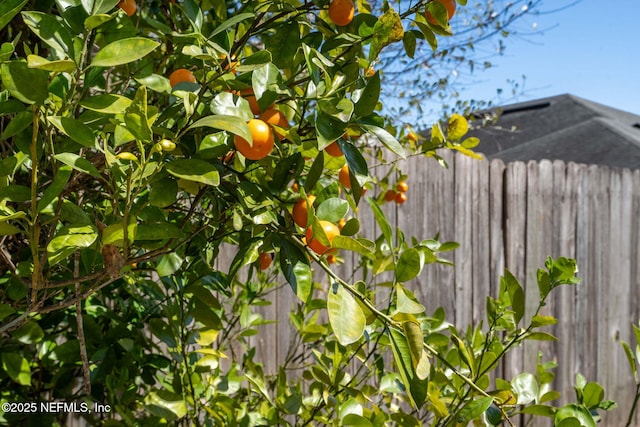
[456,0,640,115]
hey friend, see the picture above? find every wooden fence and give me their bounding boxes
[246,151,640,426]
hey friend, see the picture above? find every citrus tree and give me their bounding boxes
[0,0,614,425]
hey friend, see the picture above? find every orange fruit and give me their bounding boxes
[259,253,273,270]
[305,220,340,254]
[384,190,397,202]
[396,181,408,193]
[292,195,316,228]
[327,254,337,264]
[338,165,351,189]
[426,0,456,25]
[169,68,196,87]
[260,108,289,138]
[234,119,275,160]
[118,0,136,16]
[325,141,343,157]
[395,192,407,205]
[328,0,355,26]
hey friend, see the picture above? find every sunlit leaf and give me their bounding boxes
[328,283,365,345]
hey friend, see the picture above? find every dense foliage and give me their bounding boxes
[0,0,616,425]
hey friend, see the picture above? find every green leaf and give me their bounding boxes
[360,124,406,158]
[531,314,557,328]
[396,248,423,282]
[0,304,16,321]
[622,341,638,381]
[554,404,596,427]
[354,71,380,117]
[92,37,160,67]
[396,284,425,314]
[368,197,392,248]
[149,178,178,208]
[0,0,27,32]
[54,152,103,179]
[501,269,525,324]
[1,61,49,105]
[144,391,188,421]
[21,11,75,60]
[102,222,137,247]
[165,159,220,186]
[10,321,44,344]
[38,166,71,212]
[136,223,183,241]
[0,222,21,236]
[456,397,493,423]
[316,197,348,222]
[189,115,251,143]
[1,353,31,386]
[209,12,254,37]
[401,319,423,365]
[342,414,373,426]
[124,86,153,142]
[331,236,375,256]
[520,404,557,417]
[388,328,428,407]
[582,382,604,408]
[0,185,30,202]
[27,54,76,73]
[525,332,558,341]
[84,13,116,30]
[512,373,538,405]
[80,94,132,113]
[369,8,404,61]
[402,30,418,58]
[327,283,366,346]
[47,225,98,266]
[279,239,312,302]
[1,110,32,139]
[47,116,95,147]
[157,252,183,277]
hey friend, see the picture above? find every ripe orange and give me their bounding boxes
[169,68,196,87]
[292,195,316,228]
[234,119,275,160]
[325,141,343,157]
[328,0,355,26]
[384,190,397,202]
[259,253,273,270]
[327,254,337,264]
[118,0,136,16]
[260,108,289,138]
[338,165,351,189]
[305,220,340,254]
[396,181,409,193]
[426,0,456,25]
[395,192,407,205]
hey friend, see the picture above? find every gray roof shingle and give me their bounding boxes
[467,94,640,169]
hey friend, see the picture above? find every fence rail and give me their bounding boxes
[245,151,640,426]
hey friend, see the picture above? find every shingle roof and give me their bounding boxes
[467,94,640,169]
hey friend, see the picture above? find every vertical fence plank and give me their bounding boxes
[454,154,475,328]
[502,161,528,381]
[489,159,506,296]
[553,161,582,403]
[472,155,491,324]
